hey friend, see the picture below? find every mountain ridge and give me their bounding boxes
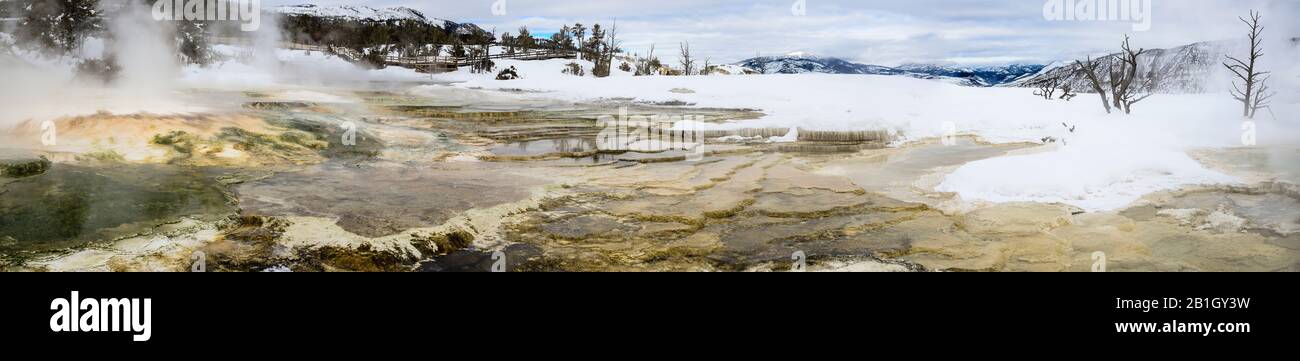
[735,54,1044,87]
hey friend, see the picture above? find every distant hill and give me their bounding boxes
[735,53,1043,87]
[737,53,904,76]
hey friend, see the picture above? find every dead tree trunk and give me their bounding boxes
[1076,57,1112,113]
[1225,10,1275,119]
[1114,36,1148,114]
[678,41,695,76]
[1058,84,1076,101]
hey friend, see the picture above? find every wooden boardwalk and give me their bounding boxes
[384,49,577,73]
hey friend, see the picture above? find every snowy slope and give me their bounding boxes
[1011,41,1229,94]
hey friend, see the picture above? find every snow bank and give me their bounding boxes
[936,142,1236,212]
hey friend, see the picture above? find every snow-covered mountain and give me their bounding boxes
[735,54,1043,87]
[1011,41,1229,94]
[272,4,486,36]
[737,53,903,76]
[273,4,428,22]
[896,63,1045,87]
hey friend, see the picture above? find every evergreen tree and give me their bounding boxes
[584,24,603,61]
[516,26,533,51]
[175,19,213,65]
[16,0,102,54]
[572,23,586,54]
[500,32,514,54]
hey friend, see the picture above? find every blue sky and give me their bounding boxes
[266,0,1298,66]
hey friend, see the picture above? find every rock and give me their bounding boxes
[0,154,52,178]
[495,66,519,80]
[1201,206,1246,233]
[1156,208,1207,225]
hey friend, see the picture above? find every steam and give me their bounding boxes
[109,0,179,97]
[0,1,196,129]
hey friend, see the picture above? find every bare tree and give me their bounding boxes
[593,20,621,78]
[573,23,586,57]
[1111,36,1150,114]
[636,43,658,76]
[1075,36,1150,114]
[701,57,712,76]
[1225,10,1275,119]
[679,41,695,76]
[1076,56,1112,113]
[1058,84,1076,101]
[1032,75,1060,100]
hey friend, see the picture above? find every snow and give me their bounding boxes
[935,142,1236,212]
[424,58,1299,212]
[708,64,755,75]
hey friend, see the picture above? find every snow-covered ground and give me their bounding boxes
[428,58,1299,212]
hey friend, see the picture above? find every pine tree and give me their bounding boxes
[16,0,102,54]
[585,24,603,61]
[573,23,586,55]
[175,19,213,65]
[516,26,533,51]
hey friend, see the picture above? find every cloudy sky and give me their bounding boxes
[266,0,1298,66]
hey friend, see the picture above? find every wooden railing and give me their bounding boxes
[386,49,577,67]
